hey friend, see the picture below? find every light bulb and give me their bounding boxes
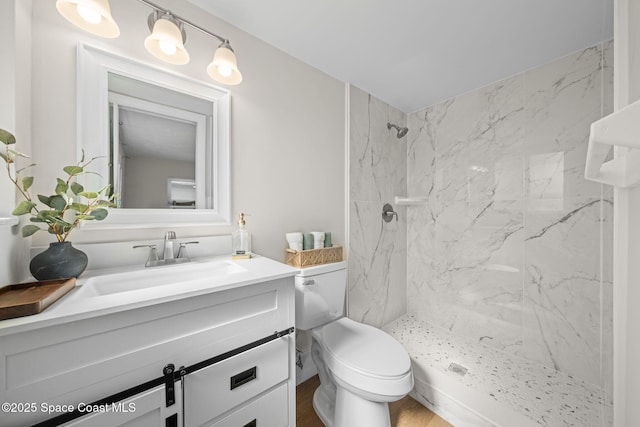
[217,64,233,77]
[158,40,177,55]
[76,4,102,25]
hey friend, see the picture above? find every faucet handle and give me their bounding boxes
[133,244,160,267]
[177,241,199,261]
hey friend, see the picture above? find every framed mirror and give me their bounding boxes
[77,43,231,227]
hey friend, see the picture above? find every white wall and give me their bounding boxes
[122,157,194,209]
[613,1,640,425]
[26,0,345,268]
[347,86,407,328]
[0,0,32,284]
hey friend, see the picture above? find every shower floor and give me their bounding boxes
[382,314,612,427]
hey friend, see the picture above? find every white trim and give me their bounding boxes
[613,186,629,427]
[0,217,19,226]
[610,1,640,426]
[76,43,231,228]
[344,82,351,317]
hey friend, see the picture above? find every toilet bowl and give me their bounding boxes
[295,261,413,427]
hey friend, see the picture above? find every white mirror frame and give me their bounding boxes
[77,43,231,228]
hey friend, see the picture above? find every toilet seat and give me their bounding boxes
[312,318,413,401]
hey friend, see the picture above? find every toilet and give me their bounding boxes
[295,261,413,427]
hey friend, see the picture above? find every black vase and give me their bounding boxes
[30,242,88,281]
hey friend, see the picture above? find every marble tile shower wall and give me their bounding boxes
[406,41,613,388]
[348,86,407,328]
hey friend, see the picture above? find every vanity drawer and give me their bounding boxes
[184,337,290,426]
[208,383,288,427]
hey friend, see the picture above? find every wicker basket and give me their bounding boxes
[285,246,343,268]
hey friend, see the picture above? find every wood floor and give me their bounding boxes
[296,376,453,427]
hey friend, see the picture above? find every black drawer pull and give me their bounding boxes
[165,413,178,427]
[230,366,257,390]
[243,419,257,427]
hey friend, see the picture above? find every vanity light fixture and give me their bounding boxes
[144,11,190,65]
[207,40,242,85]
[137,0,243,84]
[55,0,120,38]
[55,0,243,85]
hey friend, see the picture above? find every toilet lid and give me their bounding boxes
[320,318,411,378]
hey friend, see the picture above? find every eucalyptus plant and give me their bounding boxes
[0,128,116,242]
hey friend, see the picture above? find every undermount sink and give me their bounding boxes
[74,259,247,298]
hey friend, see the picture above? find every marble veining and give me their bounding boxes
[348,86,407,328]
[349,41,613,426]
[523,197,604,383]
[384,314,612,427]
[405,41,613,390]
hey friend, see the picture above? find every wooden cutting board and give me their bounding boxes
[0,278,76,321]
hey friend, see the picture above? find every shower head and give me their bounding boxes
[387,122,408,138]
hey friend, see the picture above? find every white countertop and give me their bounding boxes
[0,254,298,336]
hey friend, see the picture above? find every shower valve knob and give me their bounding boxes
[382,203,398,223]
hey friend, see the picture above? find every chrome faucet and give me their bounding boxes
[163,231,177,260]
[133,244,160,267]
[134,232,199,267]
[177,241,200,261]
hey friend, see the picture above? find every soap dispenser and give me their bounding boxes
[232,213,251,259]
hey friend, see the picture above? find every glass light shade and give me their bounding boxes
[207,45,243,85]
[144,18,190,65]
[56,0,120,38]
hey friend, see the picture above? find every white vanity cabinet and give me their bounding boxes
[184,338,290,427]
[0,271,296,427]
[61,383,182,427]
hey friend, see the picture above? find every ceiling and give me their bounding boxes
[119,108,196,163]
[188,0,613,113]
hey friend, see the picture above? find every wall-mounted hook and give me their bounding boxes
[382,203,398,223]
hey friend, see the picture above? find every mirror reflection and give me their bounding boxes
[108,73,212,209]
[78,44,231,226]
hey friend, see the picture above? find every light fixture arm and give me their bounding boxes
[136,0,228,44]
[56,0,242,83]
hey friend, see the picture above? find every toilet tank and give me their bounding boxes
[295,261,347,330]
